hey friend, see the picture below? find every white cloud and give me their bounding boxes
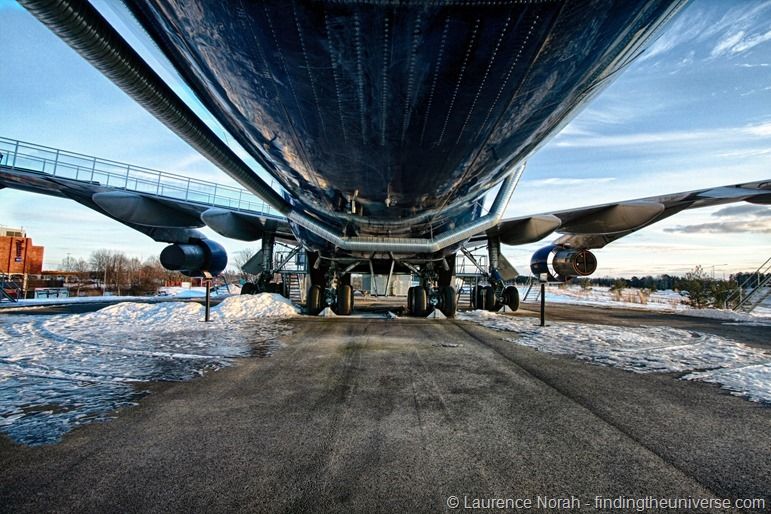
[732,28,771,54]
[526,177,616,187]
[711,30,746,57]
[641,2,771,64]
[711,28,771,58]
[554,121,771,149]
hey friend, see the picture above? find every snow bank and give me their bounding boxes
[84,301,204,324]
[211,294,300,320]
[53,293,299,329]
[459,310,771,403]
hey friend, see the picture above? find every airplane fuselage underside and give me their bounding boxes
[125,0,686,241]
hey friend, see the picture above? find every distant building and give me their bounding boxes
[0,226,44,275]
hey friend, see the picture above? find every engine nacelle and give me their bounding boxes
[530,245,597,282]
[160,238,227,277]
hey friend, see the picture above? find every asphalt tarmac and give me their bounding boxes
[1,311,769,513]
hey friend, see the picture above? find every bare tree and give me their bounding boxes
[230,248,259,283]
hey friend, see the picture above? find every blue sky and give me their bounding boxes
[0,0,769,277]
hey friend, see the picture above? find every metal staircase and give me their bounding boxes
[521,276,541,302]
[455,250,488,308]
[274,246,307,304]
[282,273,305,304]
[725,257,771,313]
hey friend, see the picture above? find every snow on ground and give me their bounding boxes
[0,294,299,446]
[212,294,300,320]
[459,310,771,404]
[522,285,770,321]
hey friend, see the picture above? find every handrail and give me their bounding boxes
[0,136,282,217]
[725,256,771,310]
[734,275,771,311]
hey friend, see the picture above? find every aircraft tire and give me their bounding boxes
[410,286,428,316]
[241,282,255,295]
[440,286,456,318]
[503,285,520,311]
[336,284,353,315]
[307,285,323,315]
[475,286,487,311]
[407,286,415,313]
[484,286,497,312]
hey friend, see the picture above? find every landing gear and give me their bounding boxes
[465,236,519,313]
[240,233,292,299]
[305,252,355,315]
[407,258,457,318]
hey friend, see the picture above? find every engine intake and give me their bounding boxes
[530,245,597,282]
[160,238,227,277]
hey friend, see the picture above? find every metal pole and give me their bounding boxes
[204,279,211,322]
[369,259,378,296]
[11,141,19,170]
[540,283,546,327]
[384,259,395,297]
[52,149,60,176]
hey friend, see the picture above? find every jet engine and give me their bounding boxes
[160,238,227,277]
[530,245,597,282]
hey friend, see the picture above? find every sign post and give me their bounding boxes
[539,273,547,327]
[202,272,213,322]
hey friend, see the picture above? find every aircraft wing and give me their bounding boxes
[480,179,771,248]
[0,164,296,244]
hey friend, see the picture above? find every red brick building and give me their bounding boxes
[0,227,44,275]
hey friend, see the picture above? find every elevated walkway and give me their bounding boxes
[0,136,282,217]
